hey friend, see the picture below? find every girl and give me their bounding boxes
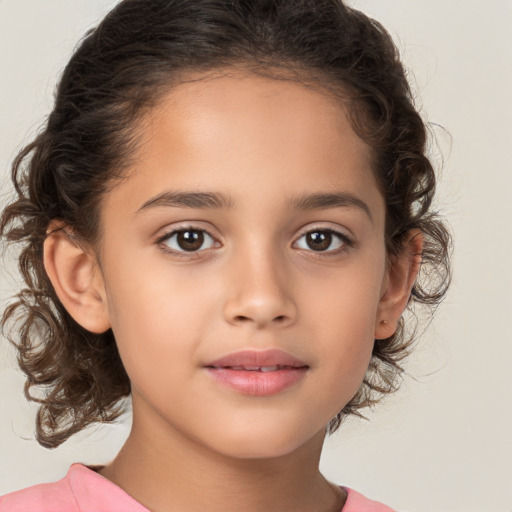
[0,0,451,511]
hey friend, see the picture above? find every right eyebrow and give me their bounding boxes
[136,191,235,213]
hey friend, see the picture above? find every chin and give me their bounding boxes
[207,422,322,460]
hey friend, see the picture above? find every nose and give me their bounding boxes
[223,246,297,330]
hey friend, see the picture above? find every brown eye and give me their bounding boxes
[306,231,332,251]
[176,230,205,251]
[161,228,215,253]
[294,229,349,253]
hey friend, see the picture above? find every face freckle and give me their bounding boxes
[96,70,389,460]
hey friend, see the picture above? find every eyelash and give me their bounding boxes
[155,225,354,260]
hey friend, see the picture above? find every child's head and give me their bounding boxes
[1,0,450,451]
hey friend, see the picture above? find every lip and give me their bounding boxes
[204,349,309,396]
[205,349,308,369]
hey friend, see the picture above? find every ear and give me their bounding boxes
[43,222,111,334]
[375,229,423,340]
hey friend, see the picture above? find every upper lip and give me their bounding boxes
[204,349,308,369]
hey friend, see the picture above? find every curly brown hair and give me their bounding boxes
[1,0,451,448]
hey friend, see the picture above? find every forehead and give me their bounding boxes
[143,70,370,165]
[109,70,384,225]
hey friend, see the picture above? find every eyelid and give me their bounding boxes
[295,223,353,240]
[155,224,220,258]
[292,225,355,254]
[154,222,355,259]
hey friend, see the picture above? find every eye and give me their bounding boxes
[156,225,352,258]
[294,228,352,253]
[157,227,217,255]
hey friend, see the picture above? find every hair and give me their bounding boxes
[1,0,451,448]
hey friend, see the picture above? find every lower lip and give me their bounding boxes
[205,367,308,396]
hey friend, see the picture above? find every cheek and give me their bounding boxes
[309,258,384,338]
[102,263,191,371]
[305,257,385,397]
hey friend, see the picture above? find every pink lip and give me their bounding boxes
[206,349,307,368]
[204,349,309,396]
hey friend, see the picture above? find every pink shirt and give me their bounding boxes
[0,464,396,511]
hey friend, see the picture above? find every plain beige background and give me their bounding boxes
[1,1,511,511]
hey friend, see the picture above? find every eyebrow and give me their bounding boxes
[136,190,372,221]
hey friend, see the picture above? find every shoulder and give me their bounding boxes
[0,470,78,512]
[342,487,397,512]
[0,463,149,512]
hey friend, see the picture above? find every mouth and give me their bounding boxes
[203,349,309,396]
[208,365,300,372]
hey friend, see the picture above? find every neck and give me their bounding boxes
[99,403,345,512]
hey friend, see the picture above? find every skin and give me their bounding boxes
[44,70,421,512]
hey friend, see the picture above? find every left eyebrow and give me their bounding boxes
[136,189,372,221]
[291,192,373,221]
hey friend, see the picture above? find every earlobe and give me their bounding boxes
[43,222,111,334]
[375,230,423,340]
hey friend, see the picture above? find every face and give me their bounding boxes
[96,71,389,459]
